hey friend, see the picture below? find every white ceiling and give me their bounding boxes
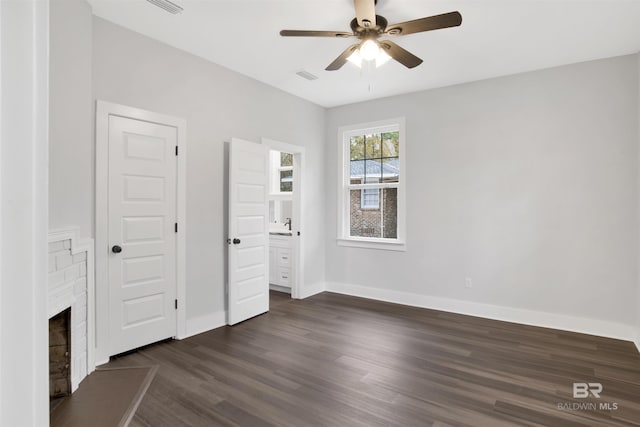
[87,0,640,108]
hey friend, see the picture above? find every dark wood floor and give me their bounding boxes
[105,291,640,426]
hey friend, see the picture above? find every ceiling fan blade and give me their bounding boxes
[386,11,462,36]
[354,0,376,28]
[379,40,423,69]
[280,30,353,38]
[325,44,360,71]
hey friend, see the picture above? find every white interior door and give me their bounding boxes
[108,115,177,356]
[228,138,270,325]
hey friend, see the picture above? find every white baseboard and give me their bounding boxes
[182,311,226,339]
[298,281,326,299]
[95,357,110,368]
[269,284,291,294]
[182,283,324,337]
[325,281,636,343]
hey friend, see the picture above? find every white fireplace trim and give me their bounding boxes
[48,227,95,391]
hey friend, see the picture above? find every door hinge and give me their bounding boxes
[175,299,178,310]
[175,222,178,233]
[175,146,178,156]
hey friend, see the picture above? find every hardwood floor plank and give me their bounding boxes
[94,291,640,426]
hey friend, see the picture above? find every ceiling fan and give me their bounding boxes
[280,0,462,71]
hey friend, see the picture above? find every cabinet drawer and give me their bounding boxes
[278,248,291,266]
[278,267,290,286]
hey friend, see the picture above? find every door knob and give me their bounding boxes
[233,238,241,245]
[112,245,122,253]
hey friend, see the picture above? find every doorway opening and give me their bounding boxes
[262,139,305,299]
[268,149,294,295]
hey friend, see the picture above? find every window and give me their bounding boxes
[337,118,406,251]
[270,150,293,194]
[361,177,380,209]
[279,152,293,192]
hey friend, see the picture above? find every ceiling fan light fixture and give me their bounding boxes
[360,39,380,61]
[348,43,391,69]
[375,49,391,67]
[347,50,363,67]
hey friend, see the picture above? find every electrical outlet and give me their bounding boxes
[465,277,473,288]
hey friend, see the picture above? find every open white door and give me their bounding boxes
[228,138,270,325]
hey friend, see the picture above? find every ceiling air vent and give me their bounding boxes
[146,0,183,14]
[296,70,318,81]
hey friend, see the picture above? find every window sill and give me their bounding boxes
[337,237,406,252]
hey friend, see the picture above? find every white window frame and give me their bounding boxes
[361,177,380,209]
[337,118,406,251]
[270,150,293,195]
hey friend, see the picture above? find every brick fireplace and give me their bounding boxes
[48,228,95,395]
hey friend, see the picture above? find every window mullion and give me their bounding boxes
[347,183,398,190]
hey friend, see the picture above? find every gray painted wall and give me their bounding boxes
[326,55,639,327]
[92,18,326,320]
[49,5,639,337]
[49,0,93,238]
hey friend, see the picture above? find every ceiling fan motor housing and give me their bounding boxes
[350,15,388,36]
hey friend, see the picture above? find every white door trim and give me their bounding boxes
[95,100,187,364]
[260,138,305,299]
